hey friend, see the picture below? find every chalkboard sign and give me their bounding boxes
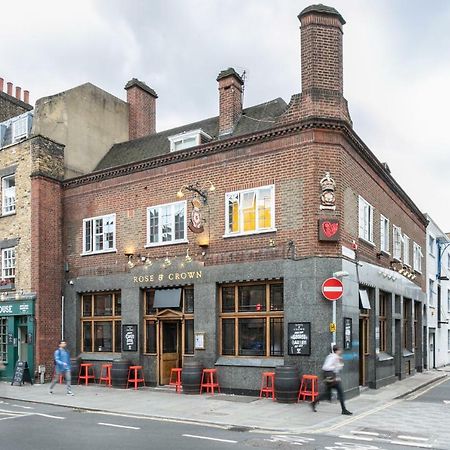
[122,324,138,352]
[11,361,33,386]
[288,322,311,356]
[344,317,352,350]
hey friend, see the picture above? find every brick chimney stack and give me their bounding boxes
[0,78,3,92]
[7,82,13,96]
[23,90,30,104]
[278,4,351,126]
[15,86,21,101]
[125,78,157,140]
[217,68,244,137]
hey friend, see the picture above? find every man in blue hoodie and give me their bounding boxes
[49,340,74,395]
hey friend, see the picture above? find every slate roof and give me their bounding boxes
[95,97,287,171]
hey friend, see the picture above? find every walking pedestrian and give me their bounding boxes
[311,345,352,415]
[49,340,74,395]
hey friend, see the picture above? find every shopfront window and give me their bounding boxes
[143,287,194,355]
[0,318,7,363]
[81,292,121,353]
[220,282,284,357]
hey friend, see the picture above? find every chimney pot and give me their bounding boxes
[124,78,158,140]
[7,82,13,96]
[217,68,244,136]
[15,86,21,101]
[23,90,30,104]
[0,78,3,92]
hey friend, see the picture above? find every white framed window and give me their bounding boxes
[429,279,435,306]
[83,214,116,254]
[429,235,435,257]
[1,247,15,283]
[146,201,187,246]
[392,225,403,260]
[168,129,212,152]
[413,242,423,273]
[447,253,450,271]
[358,196,373,243]
[2,174,16,215]
[225,185,275,236]
[403,234,410,266]
[380,215,390,253]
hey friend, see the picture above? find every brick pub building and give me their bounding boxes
[62,5,427,395]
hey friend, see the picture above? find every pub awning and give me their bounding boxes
[359,289,371,310]
[153,288,182,309]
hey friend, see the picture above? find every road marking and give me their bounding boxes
[338,435,374,441]
[11,404,34,409]
[397,435,429,442]
[35,413,65,420]
[183,434,237,444]
[406,377,449,400]
[351,431,380,436]
[86,410,228,429]
[390,440,432,448]
[265,434,315,445]
[98,422,140,430]
[443,400,450,404]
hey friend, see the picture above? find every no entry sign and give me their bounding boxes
[322,277,344,301]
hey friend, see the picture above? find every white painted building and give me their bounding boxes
[425,215,450,368]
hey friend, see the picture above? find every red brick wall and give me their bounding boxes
[127,86,156,139]
[63,126,425,291]
[31,175,63,374]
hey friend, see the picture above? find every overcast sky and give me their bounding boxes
[2,0,449,230]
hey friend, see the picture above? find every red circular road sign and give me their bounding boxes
[322,277,344,301]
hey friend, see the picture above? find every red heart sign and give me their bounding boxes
[322,221,339,238]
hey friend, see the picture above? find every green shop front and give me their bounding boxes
[0,296,35,380]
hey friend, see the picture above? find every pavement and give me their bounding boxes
[0,368,448,434]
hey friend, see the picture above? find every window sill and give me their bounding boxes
[145,239,188,248]
[79,352,121,361]
[377,352,394,362]
[215,356,284,368]
[81,249,117,256]
[358,237,375,247]
[380,250,390,256]
[223,228,277,239]
[1,211,16,218]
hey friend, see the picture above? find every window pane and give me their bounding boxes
[184,319,194,354]
[270,318,284,356]
[146,321,156,353]
[82,296,92,317]
[238,285,266,312]
[222,287,235,312]
[174,203,185,240]
[227,194,239,233]
[270,284,283,311]
[161,205,172,242]
[94,294,113,316]
[104,216,114,249]
[149,209,159,243]
[242,192,256,232]
[95,218,104,251]
[0,318,7,363]
[238,318,265,356]
[222,319,235,355]
[83,322,92,352]
[114,321,121,353]
[184,288,194,313]
[94,322,112,352]
[146,290,156,315]
[163,322,177,353]
[84,220,92,252]
[258,188,272,229]
[114,294,121,316]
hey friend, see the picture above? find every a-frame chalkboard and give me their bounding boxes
[11,361,33,386]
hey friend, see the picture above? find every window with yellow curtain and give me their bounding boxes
[226,185,274,235]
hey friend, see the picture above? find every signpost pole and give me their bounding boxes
[332,301,336,346]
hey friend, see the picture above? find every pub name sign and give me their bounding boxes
[133,270,203,283]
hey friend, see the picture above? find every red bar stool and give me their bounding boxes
[127,365,145,390]
[78,363,96,385]
[169,368,182,393]
[298,374,319,402]
[200,368,220,395]
[98,363,112,387]
[259,371,275,400]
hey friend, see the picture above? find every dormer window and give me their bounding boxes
[168,129,212,152]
